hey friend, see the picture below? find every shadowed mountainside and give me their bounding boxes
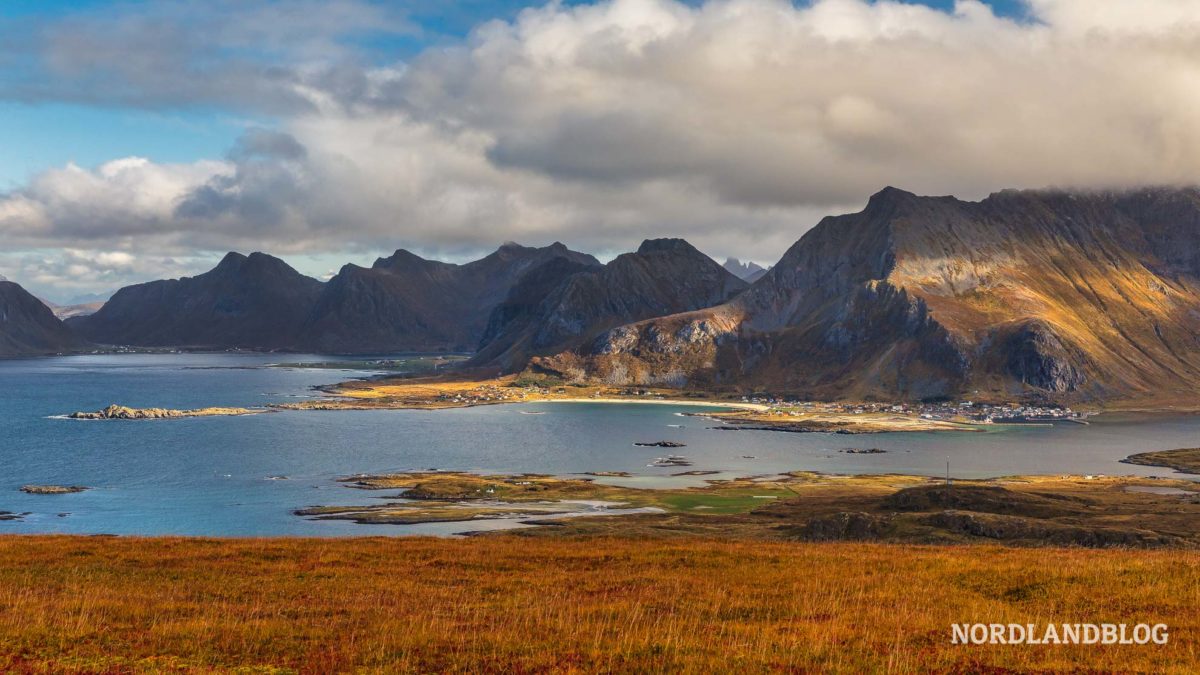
[65,243,600,354]
[532,187,1200,403]
[470,239,748,372]
[298,242,600,354]
[68,252,324,350]
[0,280,90,356]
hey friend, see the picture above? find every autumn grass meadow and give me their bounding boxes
[0,536,1196,673]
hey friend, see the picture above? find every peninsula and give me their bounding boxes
[1121,448,1200,475]
[271,373,994,433]
[297,469,1200,547]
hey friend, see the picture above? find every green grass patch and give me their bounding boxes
[657,489,790,514]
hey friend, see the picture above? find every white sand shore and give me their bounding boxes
[545,397,769,411]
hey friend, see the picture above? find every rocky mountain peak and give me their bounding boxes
[635,238,697,255]
[70,252,323,350]
[722,257,767,282]
[373,248,437,271]
[214,251,249,270]
[864,185,919,211]
[209,251,301,279]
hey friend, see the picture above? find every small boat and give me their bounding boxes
[518,411,546,415]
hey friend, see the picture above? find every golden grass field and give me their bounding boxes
[0,536,1196,673]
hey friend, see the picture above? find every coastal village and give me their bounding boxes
[311,374,1091,430]
[735,397,1089,425]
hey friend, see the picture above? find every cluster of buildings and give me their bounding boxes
[435,384,527,405]
[740,396,1087,424]
[432,383,574,406]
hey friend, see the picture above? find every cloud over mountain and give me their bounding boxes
[4,0,1200,295]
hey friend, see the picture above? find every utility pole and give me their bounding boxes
[946,456,951,486]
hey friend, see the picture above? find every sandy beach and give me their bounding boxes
[545,397,768,411]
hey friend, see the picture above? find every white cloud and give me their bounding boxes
[1027,0,1200,35]
[5,0,1200,296]
[1,157,231,243]
[0,248,220,304]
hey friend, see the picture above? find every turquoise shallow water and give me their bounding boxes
[0,353,1196,536]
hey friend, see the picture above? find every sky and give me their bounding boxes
[0,0,1196,303]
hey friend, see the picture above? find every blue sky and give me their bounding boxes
[0,104,250,190]
[0,0,1027,187]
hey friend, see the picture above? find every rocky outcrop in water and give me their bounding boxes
[20,485,89,495]
[69,404,257,419]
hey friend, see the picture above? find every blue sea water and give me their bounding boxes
[1,353,1197,536]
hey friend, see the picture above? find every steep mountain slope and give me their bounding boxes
[472,239,749,371]
[298,243,599,354]
[533,187,1200,403]
[722,258,769,283]
[0,281,89,356]
[69,252,324,350]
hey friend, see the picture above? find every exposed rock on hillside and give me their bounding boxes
[472,239,748,372]
[532,187,1200,403]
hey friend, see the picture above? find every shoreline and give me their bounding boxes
[292,469,1200,546]
[539,397,768,411]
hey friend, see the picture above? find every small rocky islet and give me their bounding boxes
[68,404,260,420]
[20,485,89,495]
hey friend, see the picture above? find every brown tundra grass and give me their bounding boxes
[0,536,1196,673]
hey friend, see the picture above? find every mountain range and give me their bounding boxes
[469,239,747,371]
[7,185,1200,404]
[68,252,326,350]
[532,187,1200,404]
[299,242,600,354]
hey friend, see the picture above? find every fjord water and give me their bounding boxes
[1,353,1196,536]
